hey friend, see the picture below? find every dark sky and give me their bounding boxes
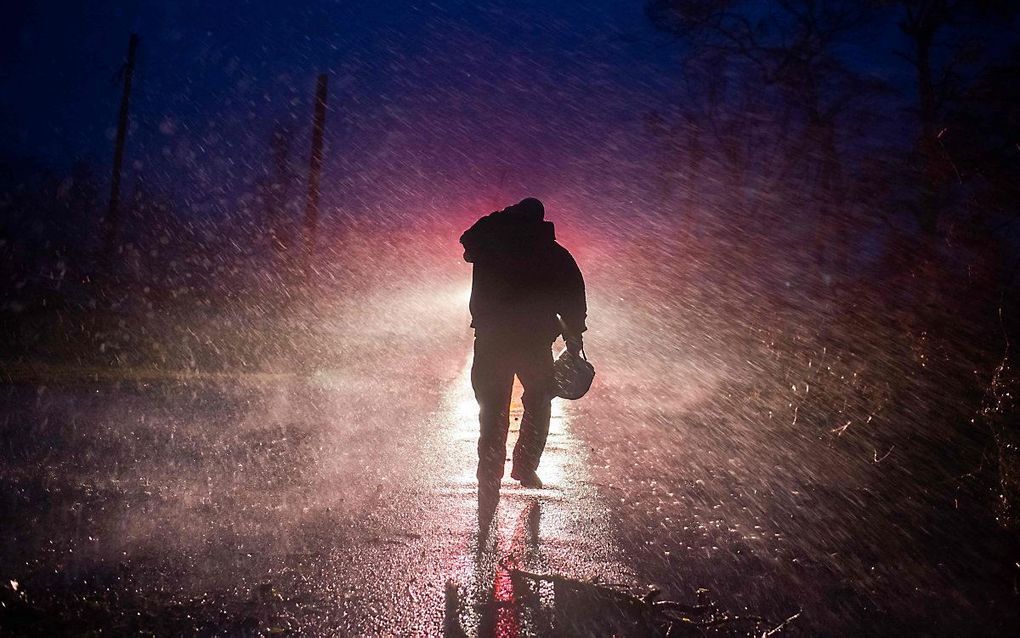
[0,0,961,222]
[3,2,679,213]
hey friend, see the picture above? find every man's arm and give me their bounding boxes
[557,247,587,351]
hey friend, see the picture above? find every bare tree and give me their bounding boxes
[879,0,1017,233]
[646,0,882,281]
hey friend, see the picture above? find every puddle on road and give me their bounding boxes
[432,352,634,636]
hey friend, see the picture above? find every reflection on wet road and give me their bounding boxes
[433,354,631,635]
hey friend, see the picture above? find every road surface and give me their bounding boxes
[2,278,1017,635]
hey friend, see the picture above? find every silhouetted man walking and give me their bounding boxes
[460,198,587,492]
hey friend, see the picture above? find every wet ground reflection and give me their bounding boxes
[438,353,632,636]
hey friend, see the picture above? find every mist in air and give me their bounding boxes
[2,1,1019,635]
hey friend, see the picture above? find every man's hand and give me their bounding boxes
[565,334,583,356]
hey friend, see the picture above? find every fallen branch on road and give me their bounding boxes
[509,567,798,636]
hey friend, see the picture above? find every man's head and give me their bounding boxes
[509,197,544,222]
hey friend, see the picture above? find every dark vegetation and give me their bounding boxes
[637,0,1019,529]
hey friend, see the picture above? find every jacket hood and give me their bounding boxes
[513,219,556,243]
[484,217,555,249]
[460,208,556,262]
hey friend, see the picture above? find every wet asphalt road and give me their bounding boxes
[1,338,636,636]
[1,266,650,637]
[3,277,1018,635]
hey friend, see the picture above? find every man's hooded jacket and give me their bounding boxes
[460,199,587,342]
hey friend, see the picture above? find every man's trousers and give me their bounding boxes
[471,334,555,481]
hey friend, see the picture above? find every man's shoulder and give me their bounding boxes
[550,241,576,261]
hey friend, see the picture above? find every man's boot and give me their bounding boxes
[510,468,543,489]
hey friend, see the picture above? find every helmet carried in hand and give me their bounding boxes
[553,348,595,400]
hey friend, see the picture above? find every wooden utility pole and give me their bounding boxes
[302,74,328,282]
[103,33,139,265]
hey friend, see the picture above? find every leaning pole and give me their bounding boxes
[103,33,139,268]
